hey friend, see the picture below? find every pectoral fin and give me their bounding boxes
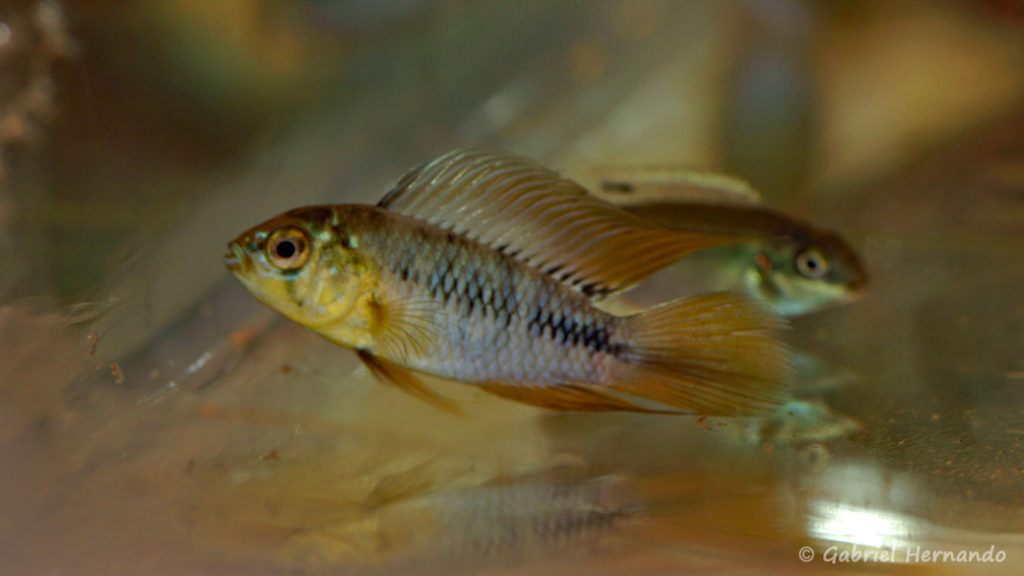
[356,350,464,416]
[367,295,441,364]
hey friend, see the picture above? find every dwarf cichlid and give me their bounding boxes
[225,150,790,414]
[598,168,868,316]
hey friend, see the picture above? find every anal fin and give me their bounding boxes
[477,381,674,413]
[356,350,464,416]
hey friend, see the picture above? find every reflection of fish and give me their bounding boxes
[747,398,862,445]
[226,150,790,414]
[377,472,635,566]
[599,169,868,316]
[277,465,636,569]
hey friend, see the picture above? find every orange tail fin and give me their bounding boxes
[608,293,791,415]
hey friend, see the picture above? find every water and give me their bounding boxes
[2,1,1024,574]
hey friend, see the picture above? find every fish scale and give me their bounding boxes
[367,215,615,386]
[225,149,791,414]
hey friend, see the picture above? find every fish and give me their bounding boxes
[224,149,790,414]
[597,167,868,316]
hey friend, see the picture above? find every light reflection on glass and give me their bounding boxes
[807,500,919,550]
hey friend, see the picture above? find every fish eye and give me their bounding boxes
[795,249,830,279]
[266,227,310,271]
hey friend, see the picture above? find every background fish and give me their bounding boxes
[596,168,868,445]
[597,168,868,316]
[226,150,790,415]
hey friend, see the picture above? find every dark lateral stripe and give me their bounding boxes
[527,306,617,354]
[408,241,517,329]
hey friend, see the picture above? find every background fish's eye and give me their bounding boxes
[795,248,830,279]
[266,227,310,271]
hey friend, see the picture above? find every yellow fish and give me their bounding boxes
[225,150,790,414]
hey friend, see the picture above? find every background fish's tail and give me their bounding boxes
[608,293,791,415]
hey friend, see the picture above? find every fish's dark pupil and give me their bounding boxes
[275,240,297,259]
[796,249,829,279]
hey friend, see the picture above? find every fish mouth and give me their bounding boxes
[224,242,247,273]
[840,274,870,302]
[840,286,867,304]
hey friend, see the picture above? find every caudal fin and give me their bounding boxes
[608,293,791,415]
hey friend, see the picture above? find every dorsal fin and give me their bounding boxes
[595,166,762,206]
[379,149,755,297]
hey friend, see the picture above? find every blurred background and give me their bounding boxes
[2,1,1024,574]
